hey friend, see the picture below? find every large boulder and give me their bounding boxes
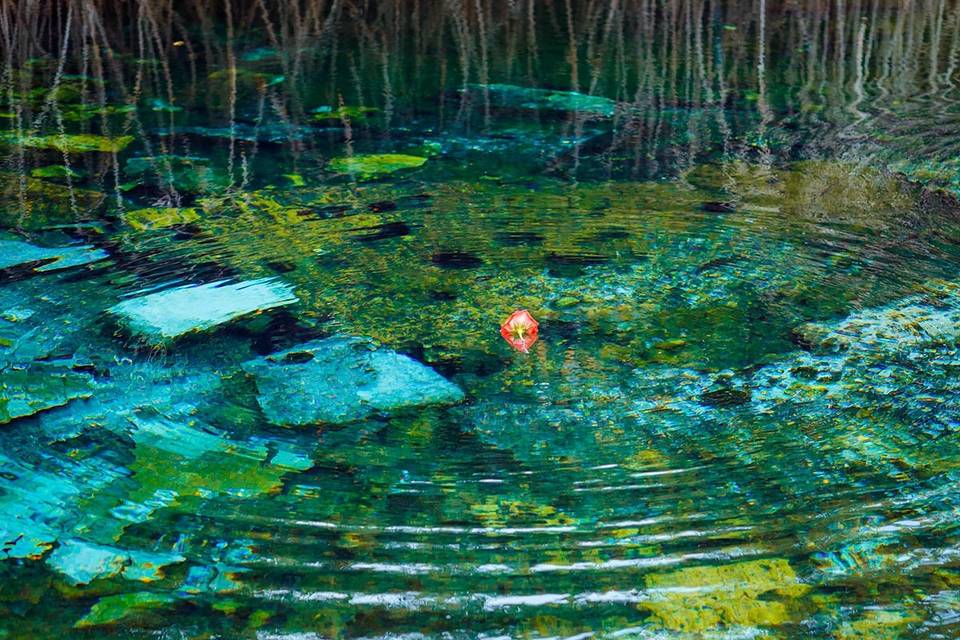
[242,336,465,427]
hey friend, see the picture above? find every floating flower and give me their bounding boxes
[500,309,539,353]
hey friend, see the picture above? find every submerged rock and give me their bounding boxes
[0,239,108,273]
[794,282,960,354]
[46,539,184,585]
[465,83,617,117]
[242,336,465,426]
[109,278,298,343]
[0,366,94,424]
[0,174,105,230]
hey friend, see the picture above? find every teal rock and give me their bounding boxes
[242,337,465,427]
[0,366,94,424]
[46,539,125,584]
[466,83,617,117]
[108,278,298,343]
[0,239,108,273]
[46,539,185,585]
[180,562,248,594]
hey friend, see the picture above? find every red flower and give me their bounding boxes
[500,309,539,353]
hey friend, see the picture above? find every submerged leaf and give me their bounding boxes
[328,153,428,178]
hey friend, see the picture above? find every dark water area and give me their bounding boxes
[2,1,960,638]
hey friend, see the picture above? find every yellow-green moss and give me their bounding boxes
[642,558,811,633]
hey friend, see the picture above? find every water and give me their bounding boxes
[2,1,960,637]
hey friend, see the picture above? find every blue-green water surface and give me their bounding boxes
[2,2,960,638]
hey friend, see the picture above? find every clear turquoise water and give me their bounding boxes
[2,2,960,637]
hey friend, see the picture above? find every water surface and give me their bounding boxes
[2,2,960,638]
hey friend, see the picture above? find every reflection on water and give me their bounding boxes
[1,1,960,638]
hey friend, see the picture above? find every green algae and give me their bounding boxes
[123,207,200,231]
[642,559,811,632]
[1,132,134,153]
[312,105,378,121]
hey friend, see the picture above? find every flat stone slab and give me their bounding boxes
[0,239,108,273]
[242,336,465,426]
[109,278,298,343]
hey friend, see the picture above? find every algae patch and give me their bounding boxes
[2,132,134,153]
[642,558,810,633]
